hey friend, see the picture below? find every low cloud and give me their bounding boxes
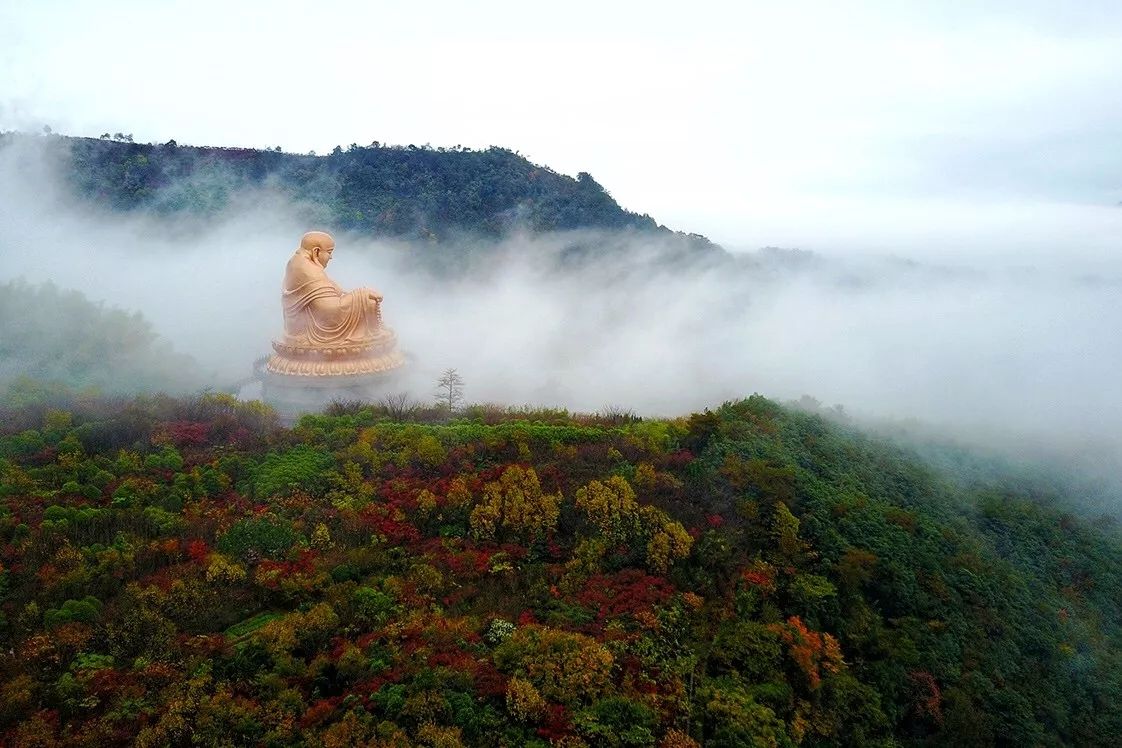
[2,135,1120,490]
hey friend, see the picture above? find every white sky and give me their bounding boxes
[3,0,1122,263]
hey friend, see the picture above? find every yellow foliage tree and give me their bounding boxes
[416,488,439,515]
[258,616,299,663]
[417,723,465,748]
[560,538,607,595]
[204,554,247,584]
[774,501,808,560]
[310,523,333,551]
[445,477,473,509]
[320,710,375,748]
[633,462,658,491]
[574,475,639,544]
[258,603,339,663]
[469,466,560,543]
[659,729,701,748]
[414,434,447,468]
[573,475,693,572]
[505,677,546,722]
[641,506,694,574]
[494,624,613,706]
[134,671,214,748]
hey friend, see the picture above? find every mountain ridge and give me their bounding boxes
[1,131,723,259]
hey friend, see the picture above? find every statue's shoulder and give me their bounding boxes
[285,251,318,278]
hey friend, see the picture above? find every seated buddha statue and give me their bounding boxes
[266,231,405,377]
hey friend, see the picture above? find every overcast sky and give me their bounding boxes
[3,0,1122,262]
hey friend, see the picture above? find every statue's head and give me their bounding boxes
[300,231,336,268]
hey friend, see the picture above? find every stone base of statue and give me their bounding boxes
[262,369,404,422]
[263,327,406,421]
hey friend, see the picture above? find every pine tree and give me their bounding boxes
[435,368,464,413]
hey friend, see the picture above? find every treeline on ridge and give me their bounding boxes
[1,132,719,257]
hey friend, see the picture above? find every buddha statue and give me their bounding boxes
[266,231,405,377]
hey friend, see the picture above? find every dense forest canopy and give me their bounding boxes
[1,392,1120,746]
[0,132,720,257]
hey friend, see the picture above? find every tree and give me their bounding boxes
[575,475,640,544]
[435,368,465,413]
[380,391,417,420]
[493,624,614,706]
[574,476,692,572]
[470,466,560,543]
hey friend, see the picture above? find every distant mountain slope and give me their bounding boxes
[2,132,720,256]
[0,280,199,397]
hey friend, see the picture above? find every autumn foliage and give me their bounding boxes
[0,392,1119,746]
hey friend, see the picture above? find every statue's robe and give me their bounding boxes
[281,249,380,346]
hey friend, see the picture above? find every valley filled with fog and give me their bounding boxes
[2,138,1120,491]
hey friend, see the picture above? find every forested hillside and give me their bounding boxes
[0,280,199,398]
[1,393,1119,746]
[1,132,719,256]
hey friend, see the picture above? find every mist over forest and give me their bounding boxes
[2,133,1119,496]
[8,3,1122,743]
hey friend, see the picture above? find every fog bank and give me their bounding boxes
[1,137,1119,486]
